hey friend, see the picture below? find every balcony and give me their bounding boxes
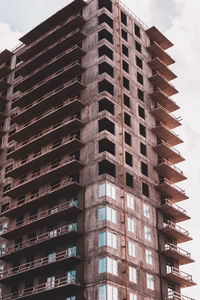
[12,97,84,141]
[13,79,84,125]
[153,140,185,165]
[0,78,10,92]
[156,177,188,203]
[7,114,84,159]
[151,103,181,130]
[0,223,81,260]
[15,62,85,107]
[159,220,192,243]
[1,274,81,300]
[148,57,176,81]
[162,243,194,265]
[0,49,13,65]
[159,198,190,222]
[165,267,196,288]
[0,248,80,283]
[19,13,86,61]
[1,178,81,218]
[6,135,83,178]
[150,88,179,113]
[4,156,83,197]
[0,200,82,239]
[149,72,178,97]
[147,41,175,66]
[155,158,186,184]
[0,94,8,105]
[167,291,195,300]
[18,29,86,77]
[152,122,183,147]
[0,63,11,79]
[146,26,173,50]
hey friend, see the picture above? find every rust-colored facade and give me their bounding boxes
[0,0,196,299]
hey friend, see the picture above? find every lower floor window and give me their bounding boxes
[98,284,118,300]
[147,273,154,290]
[66,297,76,300]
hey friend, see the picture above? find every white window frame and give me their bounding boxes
[98,231,117,249]
[98,284,118,300]
[128,241,136,257]
[145,249,153,265]
[143,204,150,219]
[98,206,117,224]
[130,293,137,300]
[127,217,135,233]
[147,273,154,290]
[129,266,137,283]
[98,182,116,200]
[144,226,152,241]
[127,194,134,210]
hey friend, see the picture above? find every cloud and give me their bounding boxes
[0,22,22,52]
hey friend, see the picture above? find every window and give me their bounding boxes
[136,56,143,69]
[98,257,118,275]
[122,44,129,57]
[0,223,7,235]
[46,275,55,289]
[142,182,149,197]
[99,98,114,115]
[98,118,115,134]
[99,138,115,155]
[123,76,130,90]
[135,41,141,53]
[144,226,152,241]
[98,29,113,44]
[127,217,135,233]
[67,270,76,283]
[139,124,146,138]
[141,162,148,176]
[137,72,143,85]
[98,181,116,199]
[137,88,144,101]
[128,242,136,257]
[147,274,154,290]
[98,0,112,12]
[99,62,114,77]
[98,231,117,249]
[124,112,131,126]
[144,204,150,219]
[123,60,129,73]
[66,297,76,300]
[48,251,56,263]
[125,152,132,167]
[125,132,131,146]
[98,45,113,60]
[98,206,117,223]
[121,11,127,26]
[99,13,113,28]
[0,244,6,255]
[127,194,134,209]
[129,266,137,283]
[130,293,137,300]
[126,173,133,187]
[134,24,140,38]
[124,94,130,107]
[140,142,147,156]
[121,29,128,41]
[98,284,118,300]
[138,106,145,119]
[146,250,153,265]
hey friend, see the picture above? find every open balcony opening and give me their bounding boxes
[98,29,113,44]
[99,13,113,28]
[98,98,114,115]
[99,138,115,156]
[98,0,112,12]
[99,62,114,78]
[98,79,114,96]
[98,118,115,135]
[99,159,116,177]
[98,45,113,60]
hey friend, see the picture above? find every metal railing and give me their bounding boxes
[161,198,187,215]
[159,177,186,195]
[157,139,181,156]
[163,220,190,236]
[157,158,184,175]
[167,291,195,300]
[151,71,177,89]
[167,266,193,282]
[164,243,191,259]
[153,102,182,122]
[152,87,178,105]
[0,223,78,257]
[153,121,181,140]
[1,274,78,300]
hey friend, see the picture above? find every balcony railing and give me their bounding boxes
[166,266,196,287]
[167,291,195,300]
[150,88,179,113]
[1,274,79,300]
[161,219,192,243]
[147,41,175,66]
[164,243,192,259]
[152,102,181,129]
[0,200,81,237]
[157,158,185,177]
[0,248,78,280]
[157,139,182,157]
[0,223,78,258]
[163,220,189,236]
[161,198,188,215]
[159,177,186,195]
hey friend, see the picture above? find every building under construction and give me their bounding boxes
[0,0,196,299]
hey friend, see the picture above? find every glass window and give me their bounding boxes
[66,297,76,300]
[127,217,135,233]
[98,182,116,200]
[128,242,136,257]
[144,226,152,241]
[98,231,117,249]
[147,274,154,290]
[144,204,150,218]
[0,243,6,255]
[130,293,137,300]
[0,223,8,235]
[127,194,134,210]
[68,245,77,256]
[129,266,137,283]
[145,250,153,265]
[98,206,117,223]
[67,270,76,283]
[48,251,56,263]
[98,284,118,300]
[99,257,118,275]
[46,275,55,289]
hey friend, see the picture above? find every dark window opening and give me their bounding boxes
[99,13,113,28]
[135,41,142,53]
[99,138,115,156]
[121,11,127,26]
[122,44,129,57]
[142,182,149,197]
[13,86,19,94]
[98,45,113,60]
[14,72,20,79]
[141,162,148,176]
[98,0,112,12]
[16,215,24,226]
[138,105,145,119]
[138,88,144,101]
[3,184,11,193]
[124,112,131,127]
[99,62,114,77]
[139,124,146,138]
[99,159,116,177]
[134,23,141,38]
[98,118,115,135]
[137,72,143,85]
[122,60,129,73]
[136,56,143,69]
[71,172,80,183]
[121,29,128,41]
[123,77,130,90]
[98,29,113,44]
[126,173,133,187]
[99,80,114,96]
[125,132,131,146]
[1,203,9,214]
[124,94,130,108]
[140,142,147,156]
[99,98,114,115]
[125,152,132,167]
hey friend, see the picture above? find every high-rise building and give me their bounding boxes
[0,0,196,299]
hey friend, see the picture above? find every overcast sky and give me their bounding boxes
[0,0,199,298]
